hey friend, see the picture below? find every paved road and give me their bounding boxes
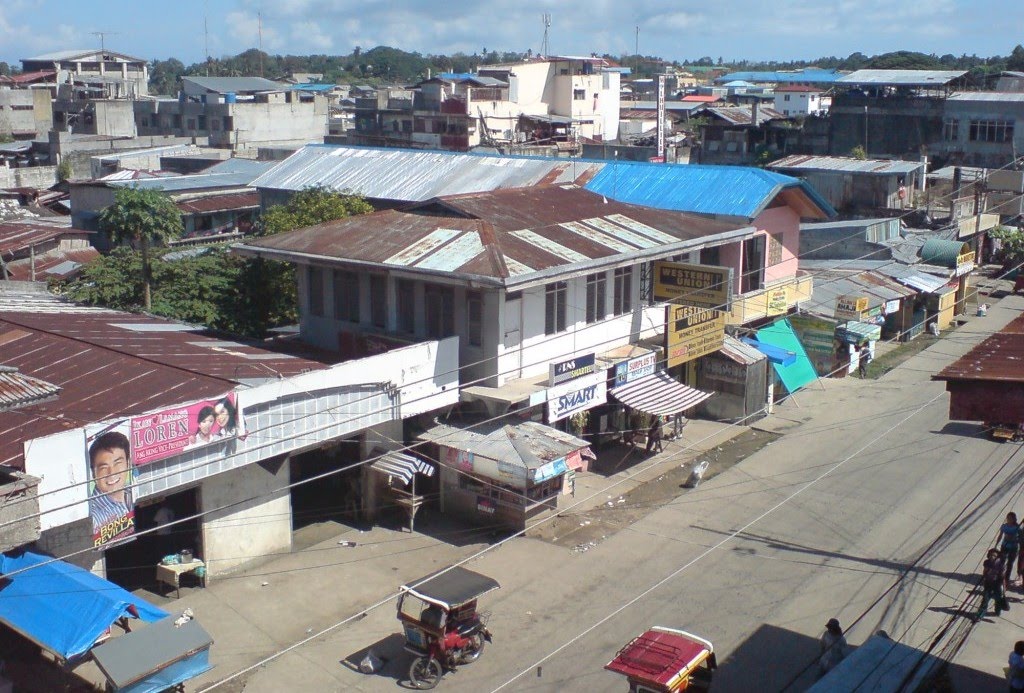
[206,297,1023,693]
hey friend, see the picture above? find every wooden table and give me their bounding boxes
[156,558,206,599]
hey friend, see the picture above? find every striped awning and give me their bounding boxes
[369,451,435,485]
[609,371,713,417]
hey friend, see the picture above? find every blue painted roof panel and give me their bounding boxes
[584,161,833,219]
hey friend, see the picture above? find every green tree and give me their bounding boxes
[848,145,867,160]
[149,58,186,95]
[991,226,1024,272]
[56,159,73,182]
[1008,45,1024,72]
[99,187,183,310]
[243,186,373,335]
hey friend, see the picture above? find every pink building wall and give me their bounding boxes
[757,205,801,284]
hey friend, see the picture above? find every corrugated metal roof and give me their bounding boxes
[183,76,287,93]
[935,314,1024,383]
[176,191,260,215]
[920,238,969,268]
[0,218,75,255]
[3,248,99,282]
[836,69,967,86]
[253,145,604,199]
[714,69,844,85]
[417,420,588,470]
[585,161,835,220]
[708,105,786,126]
[948,91,1024,103]
[801,218,898,231]
[719,334,766,365]
[0,367,61,411]
[109,161,273,193]
[0,293,333,469]
[24,49,145,62]
[241,186,747,284]
[771,155,923,175]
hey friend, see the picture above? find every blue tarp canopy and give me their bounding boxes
[756,319,819,394]
[0,550,167,661]
[740,337,797,366]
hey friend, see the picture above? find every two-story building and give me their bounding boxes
[21,49,149,97]
[773,85,831,117]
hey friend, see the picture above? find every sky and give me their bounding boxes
[2,0,1023,68]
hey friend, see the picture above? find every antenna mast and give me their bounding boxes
[258,11,264,77]
[91,31,119,52]
[204,14,210,76]
[541,14,551,56]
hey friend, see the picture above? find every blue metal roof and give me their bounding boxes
[287,83,335,92]
[714,69,843,85]
[584,161,835,220]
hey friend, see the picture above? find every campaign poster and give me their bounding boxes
[85,421,135,548]
[131,392,244,466]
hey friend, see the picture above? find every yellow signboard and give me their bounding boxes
[836,295,869,314]
[766,287,789,316]
[653,262,733,309]
[665,304,726,367]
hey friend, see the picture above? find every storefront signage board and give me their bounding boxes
[549,352,597,386]
[653,261,733,309]
[614,352,658,386]
[665,305,726,368]
[766,287,790,316]
[547,373,607,423]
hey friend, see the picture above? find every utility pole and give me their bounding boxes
[258,11,264,77]
[204,13,210,76]
[635,26,639,73]
[863,105,868,155]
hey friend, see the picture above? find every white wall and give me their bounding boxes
[201,459,292,576]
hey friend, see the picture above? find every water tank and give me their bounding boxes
[224,92,236,104]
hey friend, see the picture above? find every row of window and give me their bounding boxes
[309,269,483,346]
[548,267,633,336]
[944,118,1016,143]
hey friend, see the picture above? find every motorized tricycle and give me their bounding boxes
[397,566,500,689]
[605,626,716,692]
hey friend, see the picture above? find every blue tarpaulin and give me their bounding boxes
[740,337,798,366]
[756,320,819,394]
[0,550,167,661]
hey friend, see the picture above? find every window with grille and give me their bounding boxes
[332,270,360,322]
[767,233,784,266]
[613,267,633,316]
[545,282,568,334]
[968,119,1014,143]
[308,267,324,317]
[943,118,959,141]
[585,273,606,324]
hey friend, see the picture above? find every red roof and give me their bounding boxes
[934,313,1024,383]
[681,95,720,103]
[774,85,823,93]
[0,70,56,85]
[0,219,80,256]
[0,306,332,470]
[605,628,712,688]
[176,191,260,215]
[2,247,99,281]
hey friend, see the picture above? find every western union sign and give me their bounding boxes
[653,261,733,309]
[665,304,726,367]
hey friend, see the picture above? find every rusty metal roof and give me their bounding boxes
[0,294,332,470]
[934,314,1024,383]
[176,191,260,215]
[2,247,99,282]
[0,218,78,256]
[770,155,924,175]
[239,186,749,286]
[708,105,787,126]
[0,367,61,412]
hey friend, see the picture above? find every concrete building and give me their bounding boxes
[21,49,149,97]
[773,85,831,117]
[769,155,924,212]
[135,77,327,153]
[698,104,789,165]
[2,288,457,584]
[349,57,622,152]
[937,92,1024,169]
[0,86,52,140]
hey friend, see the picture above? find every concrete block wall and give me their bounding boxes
[200,458,292,578]
[0,165,58,188]
[36,518,99,572]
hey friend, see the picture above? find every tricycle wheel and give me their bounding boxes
[409,656,443,690]
[460,633,486,664]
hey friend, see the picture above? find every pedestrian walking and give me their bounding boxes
[818,618,848,676]
[999,512,1022,590]
[1010,641,1024,693]
[645,417,664,454]
[858,346,871,378]
[977,548,1007,620]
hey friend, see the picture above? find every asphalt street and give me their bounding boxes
[194,295,1024,693]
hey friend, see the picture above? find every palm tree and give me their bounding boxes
[99,186,183,310]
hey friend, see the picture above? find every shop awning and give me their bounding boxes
[740,337,797,366]
[91,617,213,693]
[0,550,167,662]
[836,321,882,345]
[610,370,713,416]
[370,450,435,485]
[756,320,819,395]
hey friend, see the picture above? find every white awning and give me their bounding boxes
[610,371,713,416]
[369,451,435,485]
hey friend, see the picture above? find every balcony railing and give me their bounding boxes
[726,274,813,325]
